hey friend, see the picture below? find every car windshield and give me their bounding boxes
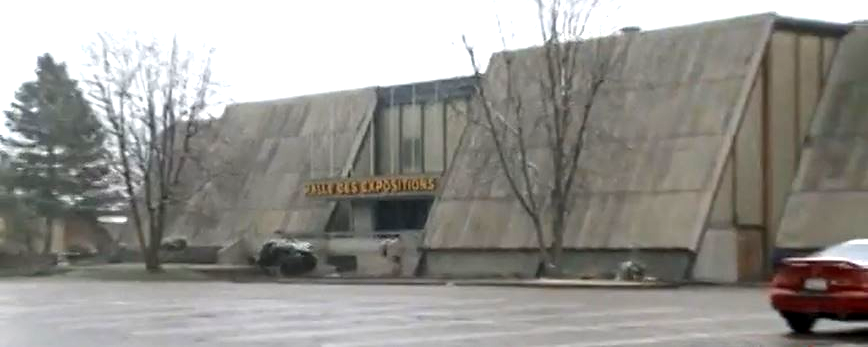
[811,243,868,262]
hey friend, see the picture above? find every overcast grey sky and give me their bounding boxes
[1,0,865,122]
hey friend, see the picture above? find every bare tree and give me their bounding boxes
[461,0,629,276]
[83,32,221,272]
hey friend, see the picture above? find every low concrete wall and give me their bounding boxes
[328,238,393,276]
[561,250,692,282]
[424,250,540,278]
[325,233,422,277]
[0,253,56,276]
[151,232,423,277]
[424,249,692,281]
[216,238,251,265]
[116,246,220,264]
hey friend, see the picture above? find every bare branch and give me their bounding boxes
[460,0,623,275]
[81,31,222,272]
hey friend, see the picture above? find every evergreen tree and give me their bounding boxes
[0,152,37,253]
[2,53,117,254]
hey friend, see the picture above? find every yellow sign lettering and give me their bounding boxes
[303,176,439,197]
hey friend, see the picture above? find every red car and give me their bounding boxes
[770,239,868,334]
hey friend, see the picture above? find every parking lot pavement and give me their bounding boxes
[1,278,867,347]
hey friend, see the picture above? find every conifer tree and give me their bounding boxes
[2,53,117,254]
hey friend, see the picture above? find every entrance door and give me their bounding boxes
[374,199,432,231]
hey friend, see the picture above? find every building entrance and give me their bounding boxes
[374,199,432,231]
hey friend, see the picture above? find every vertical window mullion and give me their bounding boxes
[420,101,426,173]
[397,103,403,175]
[442,98,448,171]
[369,118,375,175]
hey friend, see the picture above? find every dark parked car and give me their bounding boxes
[256,238,317,277]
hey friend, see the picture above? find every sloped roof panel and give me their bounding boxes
[425,14,774,250]
[166,88,377,245]
[777,27,868,248]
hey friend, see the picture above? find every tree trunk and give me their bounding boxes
[143,216,164,273]
[42,217,54,255]
[547,225,565,278]
[531,218,556,278]
[24,227,34,254]
[542,191,567,278]
[144,244,162,272]
[144,202,166,273]
[143,215,162,273]
[43,145,58,255]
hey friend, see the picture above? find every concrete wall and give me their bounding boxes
[767,31,801,249]
[425,14,776,256]
[351,201,375,233]
[324,232,422,277]
[352,127,374,178]
[735,68,765,228]
[736,229,764,281]
[776,29,865,250]
[116,246,220,264]
[166,88,379,247]
[697,27,843,281]
[709,157,735,227]
[0,253,55,275]
[423,16,850,281]
[765,31,840,243]
[8,216,112,255]
[327,237,395,276]
[561,250,692,282]
[425,249,692,281]
[424,250,540,278]
[692,228,738,282]
[62,216,115,254]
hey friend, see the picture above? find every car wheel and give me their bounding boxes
[782,312,816,334]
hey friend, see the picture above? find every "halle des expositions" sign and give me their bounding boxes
[304,175,438,197]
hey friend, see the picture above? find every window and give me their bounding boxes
[374,100,450,176]
[375,105,399,175]
[424,102,445,172]
[401,104,423,174]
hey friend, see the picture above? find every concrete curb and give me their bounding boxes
[679,281,770,288]
[192,266,682,288]
[0,266,67,278]
[58,264,768,289]
[263,277,763,289]
[179,265,672,288]
[270,277,680,289]
[276,278,450,286]
[450,279,681,289]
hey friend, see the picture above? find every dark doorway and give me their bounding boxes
[374,199,433,231]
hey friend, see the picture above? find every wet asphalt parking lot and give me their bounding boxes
[1,278,867,347]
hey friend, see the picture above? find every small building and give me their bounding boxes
[0,211,116,256]
[157,13,865,282]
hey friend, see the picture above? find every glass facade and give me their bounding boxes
[374,105,400,174]
[401,104,423,174]
[331,77,475,236]
[374,98,462,176]
[423,102,445,172]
